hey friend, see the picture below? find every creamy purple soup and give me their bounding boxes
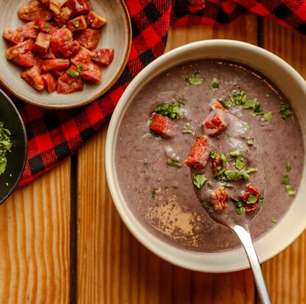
[115,60,304,252]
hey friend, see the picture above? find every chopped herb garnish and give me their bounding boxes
[209,151,218,159]
[67,70,80,78]
[151,189,157,199]
[281,174,296,196]
[211,78,220,89]
[76,64,84,72]
[235,156,246,170]
[182,122,194,134]
[281,175,289,185]
[263,111,273,122]
[247,138,255,146]
[246,168,257,174]
[223,170,242,181]
[247,194,257,204]
[285,185,296,196]
[154,101,184,120]
[280,103,293,120]
[192,174,208,189]
[236,207,245,215]
[271,218,277,224]
[167,159,182,168]
[185,72,204,86]
[229,150,242,157]
[73,20,80,28]
[0,122,12,175]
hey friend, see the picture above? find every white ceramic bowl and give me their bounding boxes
[105,39,306,272]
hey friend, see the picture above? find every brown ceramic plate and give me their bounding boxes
[0,0,132,108]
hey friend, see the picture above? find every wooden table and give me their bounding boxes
[0,16,305,304]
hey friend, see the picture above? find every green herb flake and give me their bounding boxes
[209,151,218,159]
[73,20,80,28]
[229,150,241,157]
[280,103,293,120]
[247,194,258,204]
[223,170,242,181]
[236,207,245,215]
[247,138,255,146]
[154,102,184,120]
[76,64,84,72]
[192,174,208,189]
[281,175,289,185]
[263,111,273,123]
[182,122,194,134]
[271,218,277,224]
[286,162,292,172]
[185,72,204,86]
[67,70,80,78]
[281,174,296,197]
[246,168,257,175]
[0,122,12,175]
[235,156,246,170]
[211,78,220,89]
[285,185,296,197]
[167,159,182,169]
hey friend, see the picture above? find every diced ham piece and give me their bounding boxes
[49,0,68,15]
[149,113,176,138]
[34,32,51,53]
[35,19,57,34]
[92,48,114,66]
[80,62,101,83]
[6,40,34,60]
[87,11,106,29]
[50,28,80,58]
[41,73,57,92]
[240,184,260,213]
[21,66,44,91]
[53,7,73,26]
[3,22,38,45]
[57,66,83,93]
[13,52,36,68]
[18,0,53,21]
[210,187,228,211]
[67,15,87,31]
[65,0,90,16]
[41,58,70,72]
[203,109,227,136]
[71,47,92,65]
[76,29,100,49]
[184,135,209,170]
[40,48,56,59]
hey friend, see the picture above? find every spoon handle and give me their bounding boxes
[232,225,271,304]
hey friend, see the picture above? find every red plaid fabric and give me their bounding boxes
[15,0,305,186]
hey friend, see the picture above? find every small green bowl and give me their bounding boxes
[0,90,27,204]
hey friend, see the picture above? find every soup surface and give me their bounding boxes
[115,60,304,251]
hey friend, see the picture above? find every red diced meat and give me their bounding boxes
[210,152,222,171]
[87,11,106,29]
[50,28,80,58]
[41,73,57,92]
[92,48,114,66]
[53,7,72,26]
[149,113,176,138]
[240,184,260,213]
[57,67,83,93]
[49,0,68,14]
[13,52,36,68]
[203,110,227,136]
[35,19,57,34]
[71,47,92,65]
[80,62,101,83]
[40,48,56,59]
[210,187,228,212]
[184,135,209,170]
[3,28,24,45]
[66,0,90,15]
[67,16,87,32]
[39,0,50,5]
[41,58,70,72]
[34,32,51,53]
[76,29,100,49]
[21,66,44,91]
[18,0,53,21]
[3,22,38,45]
[6,40,34,60]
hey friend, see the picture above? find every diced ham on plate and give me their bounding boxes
[76,28,100,50]
[13,52,36,68]
[67,15,87,31]
[71,47,92,65]
[92,48,114,66]
[21,65,45,91]
[149,113,176,138]
[6,40,34,60]
[57,66,83,93]
[80,62,101,83]
[184,135,209,170]
[34,32,51,53]
[66,0,91,16]
[87,11,106,29]
[41,73,57,92]
[41,58,70,72]
[18,0,53,21]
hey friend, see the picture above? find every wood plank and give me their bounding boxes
[261,19,306,304]
[0,159,71,304]
[77,16,258,304]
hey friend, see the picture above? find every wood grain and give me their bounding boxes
[0,159,71,304]
[77,16,258,304]
[261,19,306,304]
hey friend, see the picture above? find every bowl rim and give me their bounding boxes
[105,39,306,272]
[0,0,132,109]
[0,88,27,204]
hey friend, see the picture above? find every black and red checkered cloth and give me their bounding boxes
[16,0,305,186]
